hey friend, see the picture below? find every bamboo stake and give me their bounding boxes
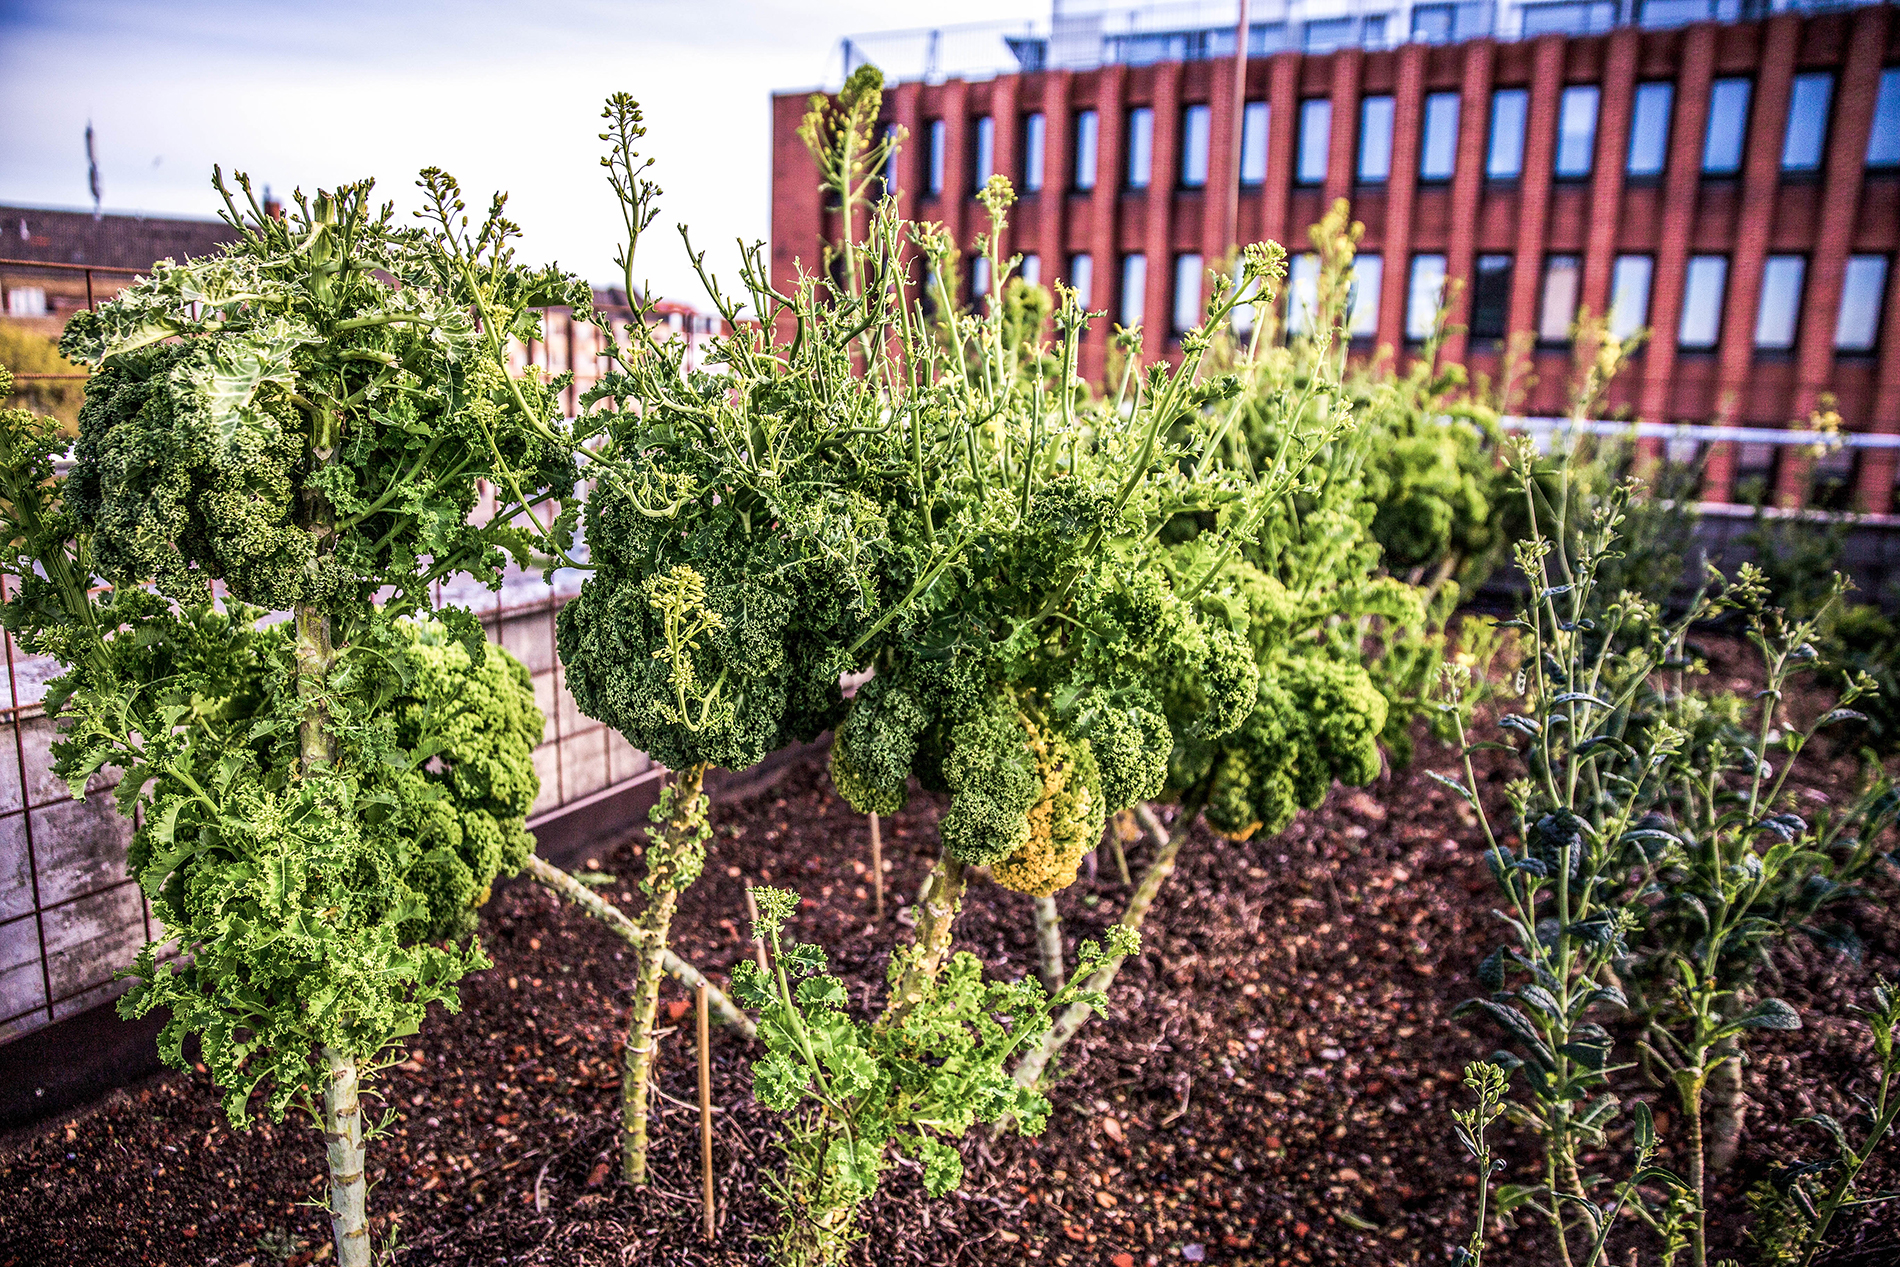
[868,812,885,918]
[697,981,715,1241]
[525,853,755,1038]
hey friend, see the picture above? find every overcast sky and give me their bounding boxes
[0,0,1038,305]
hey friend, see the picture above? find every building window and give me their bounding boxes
[1781,73,1833,173]
[1627,82,1673,178]
[1297,98,1331,185]
[1703,77,1751,176]
[1069,253,1094,309]
[1074,110,1099,190]
[1174,253,1204,333]
[1232,260,1259,337]
[1420,92,1460,181]
[973,256,993,300]
[1471,254,1512,340]
[1359,95,1395,183]
[1836,254,1888,352]
[1020,253,1042,288]
[928,119,946,195]
[878,124,900,197]
[1287,252,1321,336]
[1180,104,1211,187]
[1120,253,1148,328]
[1487,88,1528,180]
[1349,254,1382,339]
[1022,113,1046,192]
[1539,255,1582,342]
[1240,101,1269,185]
[1679,255,1728,349]
[1555,85,1599,178]
[1126,107,1155,189]
[1406,254,1448,341]
[1754,255,1805,350]
[1609,255,1653,341]
[6,286,47,317]
[973,116,995,190]
[1870,69,1900,168]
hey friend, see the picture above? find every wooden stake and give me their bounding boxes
[742,883,770,974]
[869,812,885,918]
[697,981,714,1241]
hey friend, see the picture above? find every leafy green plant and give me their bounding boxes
[1745,978,1900,1266]
[735,885,1137,1265]
[0,162,574,1265]
[1439,434,1895,1267]
[0,323,84,433]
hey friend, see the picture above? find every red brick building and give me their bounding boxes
[771,2,1900,510]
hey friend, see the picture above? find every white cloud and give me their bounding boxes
[0,0,1037,305]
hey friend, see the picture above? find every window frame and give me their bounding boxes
[927,118,947,196]
[1358,95,1395,185]
[1406,253,1449,342]
[1539,254,1583,344]
[1419,92,1461,183]
[972,115,996,191]
[1240,100,1270,186]
[1608,254,1654,343]
[1180,103,1212,188]
[1173,252,1205,334]
[1835,254,1888,353]
[1554,85,1600,180]
[1780,72,1834,175]
[1678,254,1730,351]
[1296,98,1332,186]
[1753,254,1807,352]
[1869,69,1900,169]
[1471,254,1513,341]
[1126,106,1156,190]
[1627,81,1674,179]
[1702,77,1752,177]
[1349,253,1382,341]
[1022,112,1047,193]
[1120,252,1148,329]
[1487,87,1529,181]
[1074,110,1100,191]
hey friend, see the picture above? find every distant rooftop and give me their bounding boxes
[1,203,239,271]
[835,0,1879,85]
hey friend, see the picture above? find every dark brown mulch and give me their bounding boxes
[1,637,1897,1267]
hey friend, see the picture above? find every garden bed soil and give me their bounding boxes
[2,636,1897,1267]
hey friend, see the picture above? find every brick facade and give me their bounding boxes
[772,8,1900,510]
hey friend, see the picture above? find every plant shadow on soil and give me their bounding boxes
[1,637,1896,1267]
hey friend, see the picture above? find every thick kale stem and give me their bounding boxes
[1032,894,1065,995]
[882,853,966,1024]
[320,1046,370,1267]
[524,853,755,1038]
[1012,801,1183,1091]
[623,762,710,1184]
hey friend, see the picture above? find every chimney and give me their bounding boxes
[263,184,284,221]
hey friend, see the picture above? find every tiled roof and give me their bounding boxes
[0,204,240,270]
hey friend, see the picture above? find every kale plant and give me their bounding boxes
[0,164,572,1266]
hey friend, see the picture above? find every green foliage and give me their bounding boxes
[1441,445,1895,1267]
[0,164,561,1138]
[734,886,1137,1266]
[59,173,585,617]
[1744,978,1900,1267]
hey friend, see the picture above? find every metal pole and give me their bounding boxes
[1225,0,1251,259]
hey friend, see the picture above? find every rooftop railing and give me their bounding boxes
[835,0,1881,85]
